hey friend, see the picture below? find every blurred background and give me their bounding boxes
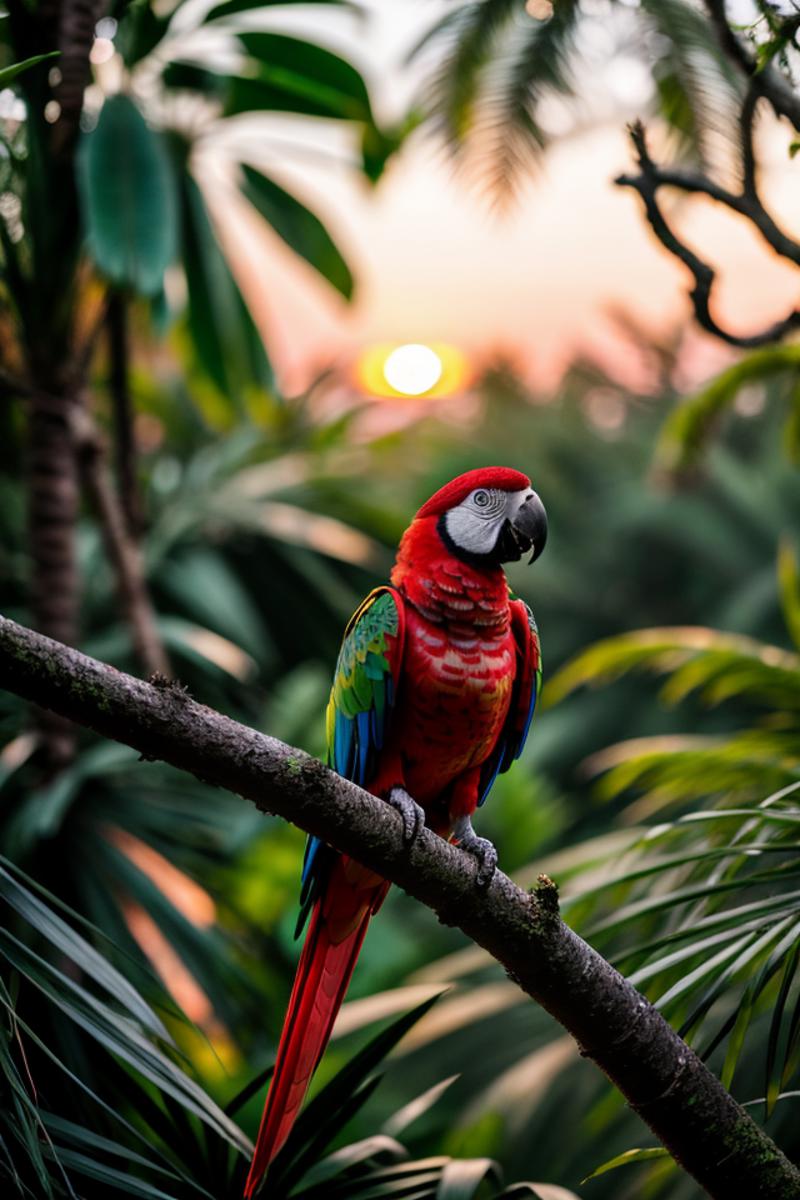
[2,1,800,1198]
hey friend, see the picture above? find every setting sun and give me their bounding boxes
[356,342,469,399]
[383,343,443,395]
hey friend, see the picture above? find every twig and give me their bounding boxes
[615,121,800,348]
[0,616,799,1200]
[71,407,170,679]
[107,292,145,538]
[739,83,759,201]
[704,0,800,133]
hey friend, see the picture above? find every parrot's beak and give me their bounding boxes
[510,491,548,564]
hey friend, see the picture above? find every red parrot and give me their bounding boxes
[244,466,547,1196]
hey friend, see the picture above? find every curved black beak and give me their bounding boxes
[511,490,548,564]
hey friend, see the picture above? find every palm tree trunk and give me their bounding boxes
[28,386,81,769]
[8,0,102,768]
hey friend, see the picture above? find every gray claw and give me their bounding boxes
[452,815,498,888]
[386,787,426,845]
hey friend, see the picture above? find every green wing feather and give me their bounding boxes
[297,587,405,934]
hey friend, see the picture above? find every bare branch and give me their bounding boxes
[71,407,170,678]
[0,615,799,1200]
[616,121,800,348]
[107,293,145,538]
[704,0,800,133]
[739,83,758,201]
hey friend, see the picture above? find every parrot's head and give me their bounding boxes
[416,466,548,567]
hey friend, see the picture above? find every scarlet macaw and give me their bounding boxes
[244,467,547,1196]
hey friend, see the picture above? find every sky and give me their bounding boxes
[205,0,800,397]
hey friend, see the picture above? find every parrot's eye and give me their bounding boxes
[473,490,490,507]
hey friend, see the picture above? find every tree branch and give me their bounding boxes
[71,407,170,679]
[615,121,800,348]
[0,617,798,1198]
[106,292,145,538]
[704,0,800,134]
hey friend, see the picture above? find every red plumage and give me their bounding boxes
[244,469,541,1195]
[243,861,387,1197]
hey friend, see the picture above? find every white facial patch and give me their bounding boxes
[443,487,532,556]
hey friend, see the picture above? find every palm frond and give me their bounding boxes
[556,784,800,1093]
[641,0,745,172]
[0,862,249,1197]
[547,625,800,712]
[416,0,579,195]
[655,344,800,476]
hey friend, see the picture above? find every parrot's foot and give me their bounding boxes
[452,816,498,889]
[386,787,426,845]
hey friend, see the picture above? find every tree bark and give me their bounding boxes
[27,389,81,769]
[0,616,798,1200]
[7,0,104,769]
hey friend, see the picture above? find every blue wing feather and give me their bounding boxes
[478,600,541,807]
[296,588,405,936]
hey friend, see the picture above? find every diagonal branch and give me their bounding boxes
[704,0,800,134]
[615,121,800,348]
[106,292,145,538]
[0,615,799,1200]
[71,406,170,679]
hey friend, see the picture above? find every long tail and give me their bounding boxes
[244,860,387,1198]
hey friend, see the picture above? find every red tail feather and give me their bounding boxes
[244,863,387,1198]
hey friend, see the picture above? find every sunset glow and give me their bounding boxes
[383,343,443,395]
[356,342,469,399]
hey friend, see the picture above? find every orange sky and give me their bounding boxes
[207,4,800,398]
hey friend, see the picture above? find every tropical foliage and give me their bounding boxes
[3,2,800,1199]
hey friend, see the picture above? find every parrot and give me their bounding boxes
[244,466,547,1197]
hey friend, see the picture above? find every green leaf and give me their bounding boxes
[582,1147,669,1183]
[765,944,800,1117]
[0,51,59,88]
[642,0,744,163]
[79,94,178,296]
[382,1075,459,1137]
[0,861,170,1042]
[778,538,800,653]
[655,344,800,475]
[360,115,416,184]
[224,1064,274,1118]
[296,1134,407,1192]
[240,165,353,299]
[205,0,353,21]
[412,0,578,193]
[271,993,443,1187]
[157,546,269,658]
[41,1112,180,1180]
[0,930,250,1154]
[436,1157,500,1199]
[743,1090,800,1109]
[178,171,273,398]
[546,626,800,712]
[44,1147,181,1199]
[227,34,373,122]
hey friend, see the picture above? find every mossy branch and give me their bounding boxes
[0,614,798,1199]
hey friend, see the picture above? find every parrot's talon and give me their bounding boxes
[452,816,498,888]
[386,787,426,845]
